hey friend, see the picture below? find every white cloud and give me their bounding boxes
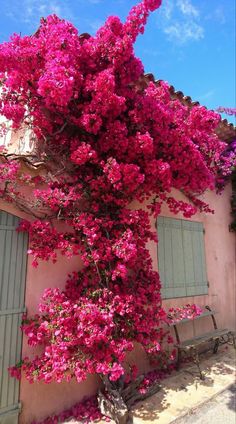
[162,0,174,20]
[176,0,199,17]
[164,21,204,43]
[198,89,215,101]
[208,6,226,25]
[158,0,204,44]
[24,2,63,19]
[3,0,73,26]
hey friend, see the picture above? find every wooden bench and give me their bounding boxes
[169,306,236,380]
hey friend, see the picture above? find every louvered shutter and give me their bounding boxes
[157,217,208,299]
[0,211,28,424]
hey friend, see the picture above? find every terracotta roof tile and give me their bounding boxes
[143,74,235,143]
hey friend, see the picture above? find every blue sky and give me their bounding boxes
[0,0,235,124]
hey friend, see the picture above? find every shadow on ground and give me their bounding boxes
[226,384,236,412]
[129,346,236,423]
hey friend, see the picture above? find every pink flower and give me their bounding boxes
[1,0,229,400]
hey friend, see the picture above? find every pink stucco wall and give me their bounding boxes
[0,184,235,424]
[160,186,236,333]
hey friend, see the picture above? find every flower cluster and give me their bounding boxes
[31,396,104,424]
[137,368,170,395]
[216,140,236,188]
[0,161,19,183]
[0,0,232,396]
[216,107,236,116]
[10,234,170,383]
[217,140,236,232]
[215,107,236,231]
[17,220,80,266]
[167,304,203,324]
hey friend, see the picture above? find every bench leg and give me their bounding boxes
[193,348,204,380]
[176,348,182,370]
[232,334,236,350]
[213,338,220,354]
[225,332,236,349]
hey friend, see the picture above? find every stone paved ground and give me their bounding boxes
[129,346,236,424]
[173,384,236,424]
[64,345,236,424]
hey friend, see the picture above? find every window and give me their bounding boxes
[157,217,208,299]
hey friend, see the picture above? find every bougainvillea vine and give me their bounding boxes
[216,107,236,231]
[0,0,234,419]
[216,107,236,116]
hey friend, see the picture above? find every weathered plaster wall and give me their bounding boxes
[0,201,100,423]
[0,183,235,423]
[159,186,236,335]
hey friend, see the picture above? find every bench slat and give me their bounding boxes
[175,329,232,349]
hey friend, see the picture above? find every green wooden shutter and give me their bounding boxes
[157,217,208,299]
[0,211,28,424]
[182,220,208,296]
